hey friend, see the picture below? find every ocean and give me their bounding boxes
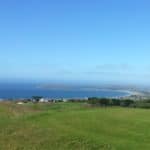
[0,83,129,99]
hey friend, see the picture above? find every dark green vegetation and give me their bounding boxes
[88,97,150,108]
[1,101,150,150]
[32,96,43,102]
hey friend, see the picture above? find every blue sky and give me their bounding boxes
[0,0,150,84]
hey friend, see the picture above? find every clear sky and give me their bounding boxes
[0,0,150,85]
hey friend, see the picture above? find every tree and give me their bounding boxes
[32,96,43,102]
[111,99,121,106]
[120,99,134,107]
[99,98,110,106]
[88,97,99,105]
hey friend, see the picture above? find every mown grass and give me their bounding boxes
[0,102,150,150]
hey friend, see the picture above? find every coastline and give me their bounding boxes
[114,90,143,97]
[0,87,146,100]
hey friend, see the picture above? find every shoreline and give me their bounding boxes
[0,88,147,101]
[0,89,140,100]
[114,90,144,97]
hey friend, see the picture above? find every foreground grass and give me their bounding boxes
[0,102,150,150]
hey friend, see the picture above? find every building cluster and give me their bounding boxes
[119,95,149,101]
[13,97,88,104]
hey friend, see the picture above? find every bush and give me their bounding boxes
[88,97,111,106]
[87,97,150,109]
[134,102,150,109]
[88,97,99,105]
[69,99,86,103]
[99,98,110,106]
[111,99,121,106]
[144,99,150,103]
[120,99,134,107]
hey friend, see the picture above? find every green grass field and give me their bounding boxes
[0,102,150,150]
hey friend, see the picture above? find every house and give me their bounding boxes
[39,98,49,103]
[17,102,24,105]
[62,98,68,102]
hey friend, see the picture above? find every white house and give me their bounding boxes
[39,98,49,103]
[17,102,24,105]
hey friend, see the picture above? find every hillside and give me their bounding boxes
[0,102,150,150]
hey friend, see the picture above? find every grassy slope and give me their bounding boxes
[0,102,150,150]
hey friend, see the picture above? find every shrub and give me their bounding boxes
[111,99,121,106]
[99,98,110,106]
[144,99,150,103]
[88,97,111,106]
[134,102,150,109]
[88,97,99,105]
[120,99,134,107]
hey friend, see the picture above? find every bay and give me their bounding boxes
[0,83,129,99]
